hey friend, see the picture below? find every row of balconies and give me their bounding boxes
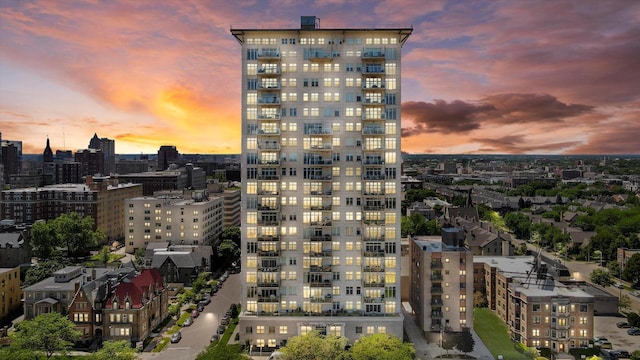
[253,48,389,60]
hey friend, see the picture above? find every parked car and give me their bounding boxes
[627,327,640,335]
[170,331,182,343]
[599,341,613,349]
[197,304,205,313]
[210,334,219,343]
[611,349,631,358]
[182,317,193,327]
[191,309,200,318]
[594,336,609,342]
[217,325,226,335]
[616,321,631,328]
[615,283,624,289]
[202,295,211,305]
[221,315,230,326]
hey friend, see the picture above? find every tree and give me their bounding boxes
[280,332,348,360]
[92,340,136,360]
[24,259,66,286]
[441,332,456,356]
[30,220,60,259]
[133,248,146,268]
[217,239,240,265]
[473,291,488,308]
[455,328,475,355]
[631,349,640,360]
[628,312,640,328]
[619,294,632,312]
[220,226,241,247]
[623,253,640,287]
[97,245,111,267]
[350,333,415,360]
[11,312,80,359]
[53,212,103,259]
[590,268,613,287]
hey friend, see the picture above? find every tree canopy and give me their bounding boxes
[10,312,80,358]
[623,253,640,287]
[30,212,104,260]
[590,268,613,287]
[280,332,349,360]
[350,333,416,360]
[92,340,136,360]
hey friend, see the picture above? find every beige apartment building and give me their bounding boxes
[124,193,223,253]
[232,16,411,348]
[0,266,21,322]
[409,230,474,341]
[475,256,594,354]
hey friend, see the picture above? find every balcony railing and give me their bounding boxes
[257,250,280,257]
[363,205,385,211]
[431,311,443,318]
[363,191,385,196]
[257,295,280,302]
[363,266,385,272]
[257,50,280,58]
[309,143,333,150]
[431,287,443,294]
[257,204,279,211]
[258,83,281,90]
[258,266,281,272]
[257,281,280,288]
[257,219,279,226]
[363,174,386,180]
[362,50,386,59]
[257,159,280,165]
[431,273,443,281]
[257,235,280,242]
[363,250,385,257]
[258,67,280,75]
[258,142,280,150]
[304,128,333,135]
[308,49,334,61]
[430,299,443,306]
[309,204,332,211]
[310,250,332,257]
[308,280,332,287]
[310,296,333,303]
[257,128,280,135]
[363,66,385,74]
[363,297,385,303]
[309,265,332,273]
[309,235,332,242]
[363,281,385,288]
[258,97,281,104]
[257,190,279,195]
[304,174,332,181]
[431,261,443,269]
[304,159,333,165]
[363,159,385,165]
[363,98,387,105]
[363,219,385,226]
[362,83,386,90]
[363,235,385,242]
[362,113,386,120]
[258,113,280,120]
[257,174,280,180]
[362,127,385,135]
[309,220,332,227]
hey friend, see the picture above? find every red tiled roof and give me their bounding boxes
[105,269,164,309]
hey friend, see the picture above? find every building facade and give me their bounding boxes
[0,266,22,322]
[75,148,105,177]
[409,230,474,341]
[222,188,241,228]
[232,17,411,348]
[89,133,116,175]
[124,193,223,253]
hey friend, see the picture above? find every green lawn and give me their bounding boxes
[474,308,528,360]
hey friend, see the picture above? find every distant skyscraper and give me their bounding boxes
[75,148,105,177]
[89,133,115,174]
[43,137,53,164]
[157,145,179,171]
[232,16,411,346]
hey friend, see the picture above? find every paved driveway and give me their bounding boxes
[594,316,640,352]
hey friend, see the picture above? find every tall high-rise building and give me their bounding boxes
[157,145,179,171]
[232,17,411,347]
[89,133,115,174]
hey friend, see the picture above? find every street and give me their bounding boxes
[139,272,241,360]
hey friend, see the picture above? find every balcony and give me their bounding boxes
[363,297,385,303]
[363,219,385,226]
[363,266,385,272]
[363,98,387,106]
[304,128,333,135]
[363,174,386,181]
[258,113,280,120]
[257,235,280,242]
[362,66,385,74]
[363,235,385,242]
[362,113,386,120]
[257,159,280,166]
[257,50,280,59]
[257,190,279,195]
[430,299,443,306]
[257,250,280,257]
[431,273,443,281]
[309,204,332,211]
[363,159,385,166]
[257,174,280,180]
[308,280,332,287]
[257,281,280,288]
[304,159,333,166]
[363,250,385,257]
[257,128,280,136]
[258,83,281,90]
[257,219,279,226]
[257,295,280,302]
[309,235,332,242]
[258,142,280,150]
[431,261,443,269]
[310,295,333,303]
[431,287,443,294]
[258,266,280,272]
[309,220,332,227]
[362,145,384,152]
[362,49,386,59]
[309,265,332,273]
[362,127,385,135]
[257,204,279,211]
[309,143,333,150]
[362,83,386,90]
[257,67,280,76]
[363,204,385,211]
[363,281,385,288]
[431,311,443,318]
[310,249,332,257]
[363,191,385,196]
[304,174,332,181]
[258,97,281,104]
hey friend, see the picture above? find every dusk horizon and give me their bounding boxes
[2,0,639,155]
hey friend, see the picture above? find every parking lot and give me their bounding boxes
[594,316,640,352]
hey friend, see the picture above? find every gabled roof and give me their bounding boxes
[0,232,23,248]
[105,269,164,309]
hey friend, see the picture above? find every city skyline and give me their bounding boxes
[1,0,639,155]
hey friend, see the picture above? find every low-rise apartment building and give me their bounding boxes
[410,229,474,342]
[474,256,594,354]
[124,193,223,253]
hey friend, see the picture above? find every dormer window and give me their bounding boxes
[125,301,131,310]
[113,300,118,309]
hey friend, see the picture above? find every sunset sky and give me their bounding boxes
[1,0,639,155]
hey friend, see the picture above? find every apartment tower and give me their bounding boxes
[232,17,411,348]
